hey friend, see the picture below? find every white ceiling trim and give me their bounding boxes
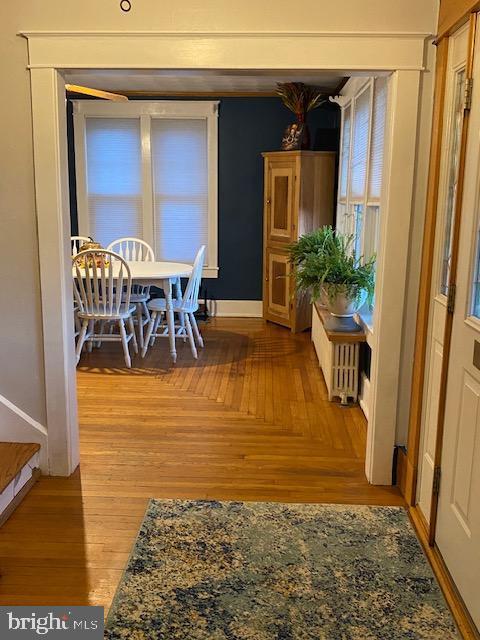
[20,30,433,38]
[20,30,429,74]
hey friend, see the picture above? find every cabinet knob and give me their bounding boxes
[266,198,271,204]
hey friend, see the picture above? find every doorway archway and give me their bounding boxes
[22,29,430,481]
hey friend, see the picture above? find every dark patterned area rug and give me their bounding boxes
[106,500,459,639]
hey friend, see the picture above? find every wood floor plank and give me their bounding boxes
[0,318,402,611]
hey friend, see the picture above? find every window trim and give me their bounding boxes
[339,102,352,202]
[73,100,219,277]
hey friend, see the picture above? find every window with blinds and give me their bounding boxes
[339,106,351,201]
[85,118,143,247]
[368,78,387,201]
[74,101,219,276]
[335,77,389,314]
[151,119,209,263]
[350,87,371,200]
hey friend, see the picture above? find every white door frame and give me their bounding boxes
[21,30,429,481]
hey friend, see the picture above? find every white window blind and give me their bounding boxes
[339,105,351,200]
[151,118,209,263]
[85,118,143,247]
[350,88,371,200]
[368,78,387,201]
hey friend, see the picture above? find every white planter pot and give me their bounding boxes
[321,285,367,332]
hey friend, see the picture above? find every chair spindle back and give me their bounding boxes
[183,245,206,308]
[71,236,91,257]
[72,250,132,317]
[107,238,154,262]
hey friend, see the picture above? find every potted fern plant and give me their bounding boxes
[288,226,375,331]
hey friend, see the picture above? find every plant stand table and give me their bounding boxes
[311,301,367,405]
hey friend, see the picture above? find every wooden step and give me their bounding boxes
[0,443,41,527]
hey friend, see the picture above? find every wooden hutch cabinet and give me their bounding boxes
[262,150,336,332]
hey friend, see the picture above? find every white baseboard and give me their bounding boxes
[0,394,48,472]
[207,300,263,318]
[358,373,370,421]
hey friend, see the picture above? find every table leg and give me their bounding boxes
[175,276,186,340]
[164,278,177,363]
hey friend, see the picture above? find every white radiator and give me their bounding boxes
[332,343,360,402]
[312,305,361,404]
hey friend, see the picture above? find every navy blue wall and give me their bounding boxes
[67,97,340,300]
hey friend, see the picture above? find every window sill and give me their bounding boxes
[354,308,374,348]
[465,315,480,332]
[203,266,219,279]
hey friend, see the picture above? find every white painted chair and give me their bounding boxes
[71,237,91,346]
[73,303,80,339]
[107,238,154,350]
[71,235,91,257]
[142,246,205,359]
[73,249,138,368]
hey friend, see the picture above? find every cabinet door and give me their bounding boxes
[266,163,296,244]
[264,248,292,327]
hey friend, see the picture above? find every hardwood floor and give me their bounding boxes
[0,318,402,609]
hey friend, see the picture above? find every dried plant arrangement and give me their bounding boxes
[276,82,327,122]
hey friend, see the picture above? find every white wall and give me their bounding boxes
[396,38,438,445]
[0,0,438,458]
[1,1,439,33]
[0,6,47,427]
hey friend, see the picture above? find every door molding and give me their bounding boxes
[406,20,470,514]
[21,29,428,478]
[409,505,480,640]
[406,20,472,507]
[428,13,477,544]
[29,68,80,475]
[438,1,480,41]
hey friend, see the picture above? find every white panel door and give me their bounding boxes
[436,26,480,630]
[417,24,469,522]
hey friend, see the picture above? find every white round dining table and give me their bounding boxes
[125,261,192,286]
[74,260,193,363]
[127,261,192,363]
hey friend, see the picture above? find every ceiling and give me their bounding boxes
[63,69,346,95]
